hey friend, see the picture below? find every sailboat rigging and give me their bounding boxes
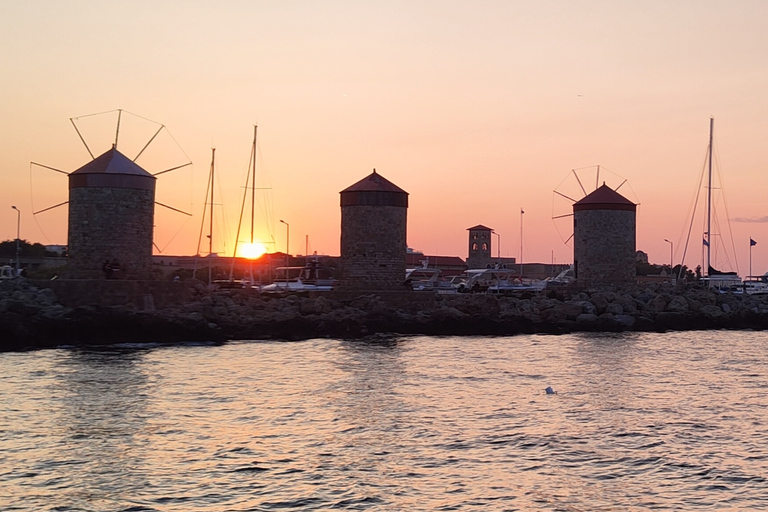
[679,118,740,287]
[229,125,271,286]
[193,148,217,285]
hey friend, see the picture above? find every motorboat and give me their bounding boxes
[543,266,575,288]
[0,265,20,280]
[405,267,442,291]
[731,272,768,295]
[261,260,336,293]
[458,267,545,294]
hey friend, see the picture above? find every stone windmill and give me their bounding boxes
[552,165,638,285]
[32,110,191,279]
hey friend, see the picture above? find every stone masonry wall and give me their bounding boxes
[339,204,407,290]
[68,187,155,279]
[574,209,635,285]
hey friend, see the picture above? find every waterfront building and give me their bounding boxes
[466,225,517,270]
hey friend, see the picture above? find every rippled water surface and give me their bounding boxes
[2,331,768,511]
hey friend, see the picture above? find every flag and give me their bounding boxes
[751,238,757,246]
[521,208,525,214]
[703,238,709,247]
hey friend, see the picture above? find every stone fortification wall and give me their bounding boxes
[339,204,407,290]
[9,277,768,351]
[32,279,192,310]
[574,209,635,285]
[68,187,155,279]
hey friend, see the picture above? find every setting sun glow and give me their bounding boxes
[240,242,267,260]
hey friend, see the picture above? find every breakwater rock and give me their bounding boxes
[3,278,768,351]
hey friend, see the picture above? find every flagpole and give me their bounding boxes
[750,237,753,279]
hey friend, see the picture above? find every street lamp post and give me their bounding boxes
[11,206,20,274]
[492,231,500,265]
[279,220,289,269]
[664,238,673,273]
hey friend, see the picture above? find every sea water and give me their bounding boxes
[1,331,767,511]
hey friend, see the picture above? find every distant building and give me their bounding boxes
[573,183,636,286]
[466,225,492,268]
[339,170,408,290]
[44,245,67,256]
[466,225,516,269]
[405,252,467,277]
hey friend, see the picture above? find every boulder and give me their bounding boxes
[561,302,585,320]
[614,314,636,327]
[699,304,724,320]
[665,295,688,313]
[576,313,599,324]
[589,293,609,314]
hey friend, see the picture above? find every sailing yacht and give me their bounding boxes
[698,118,741,291]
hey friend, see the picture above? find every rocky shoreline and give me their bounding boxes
[3,277,768,352]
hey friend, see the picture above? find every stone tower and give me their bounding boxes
[466,225,493,269]
[68,146,156,279]
[573,183,636,286]
[339,170,408,290]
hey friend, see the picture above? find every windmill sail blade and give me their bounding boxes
[155,201,192,216]
[553,190,579,203]
[33,201,68,215]
[31,162,68,175]
[153,162,192,176]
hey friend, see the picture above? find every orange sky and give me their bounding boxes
[2,1,768,274]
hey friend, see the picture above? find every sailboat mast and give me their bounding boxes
[706,117,713,274]
[251,125,257,244]
[209,148,216,285]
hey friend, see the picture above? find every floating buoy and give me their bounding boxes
[545,386,556,395]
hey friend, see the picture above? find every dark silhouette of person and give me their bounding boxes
[110,259,121,278]
[102,260,112,279]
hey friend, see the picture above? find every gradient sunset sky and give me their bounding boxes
[2,1,768,273]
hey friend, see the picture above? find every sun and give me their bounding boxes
[240,242,267,259]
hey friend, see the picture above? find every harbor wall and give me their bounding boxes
[30,279,192,310]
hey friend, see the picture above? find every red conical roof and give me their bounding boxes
[573,183,635,212]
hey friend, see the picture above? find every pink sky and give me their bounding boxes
[2,1,768,274]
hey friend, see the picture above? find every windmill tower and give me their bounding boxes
[32,110,191,280]
[553,166,637,286]
[68,147,157,279]
[339,169,408,290]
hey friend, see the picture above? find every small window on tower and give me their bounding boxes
[472,243,478,251]
[482,243,488,251]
